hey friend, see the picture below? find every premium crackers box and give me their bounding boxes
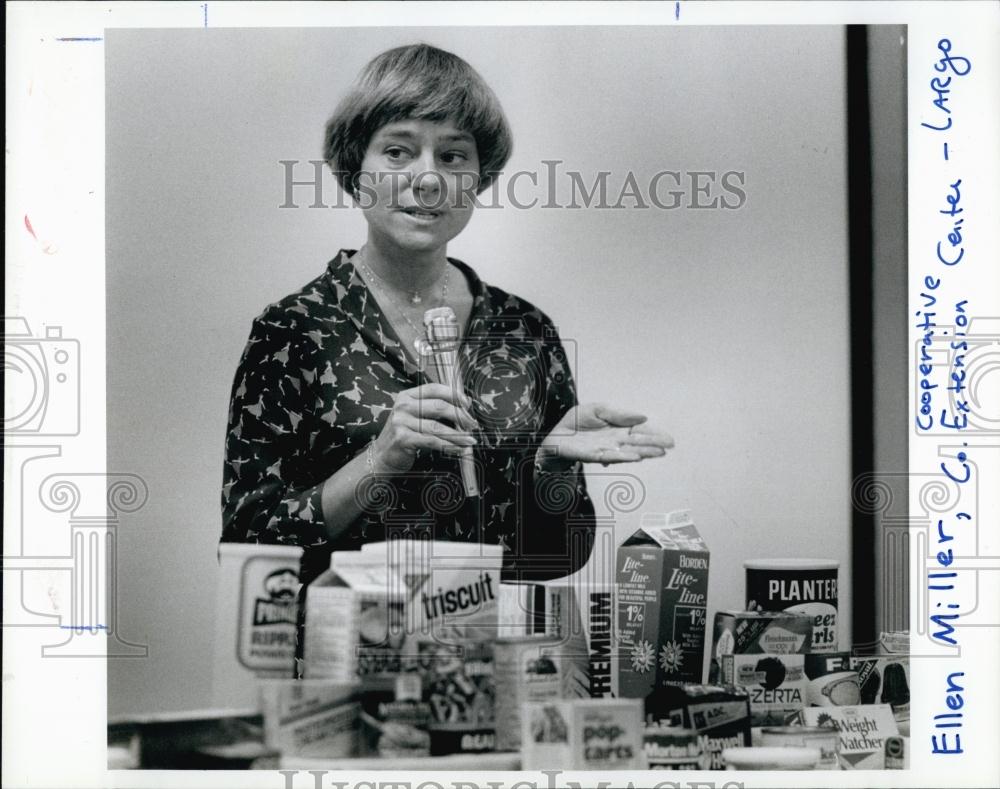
[617,511,709,694]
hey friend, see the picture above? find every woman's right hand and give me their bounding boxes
[371,383,479,473]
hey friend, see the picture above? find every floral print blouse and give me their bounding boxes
[221,250,595,584]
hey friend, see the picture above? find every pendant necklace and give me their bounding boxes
[356,256,450,358]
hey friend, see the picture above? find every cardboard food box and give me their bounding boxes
[851,656,910,708]
[359,540,504,646]
[799,704,899,769]
[211,543,304,711]
[359,673,432,758]
[521,698,644,770]
[498,581,548,637]
[307,540,504,755]
[645,682,752,771]
[720,653,808,726]
[617,511,710,694]
[258,679,359,757]
[709,610,813,683]
[805,652,861,707]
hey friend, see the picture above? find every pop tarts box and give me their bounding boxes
[617,511,709,696]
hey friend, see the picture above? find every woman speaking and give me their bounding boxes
[221,44,673,586]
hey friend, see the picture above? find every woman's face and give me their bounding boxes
[356,119,480,257]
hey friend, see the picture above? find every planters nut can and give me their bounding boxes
[745,559,839,653]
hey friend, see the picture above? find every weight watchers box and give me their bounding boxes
[211,543,304,711]
[617,511,710,695]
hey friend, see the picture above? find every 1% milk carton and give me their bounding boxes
[617,511,710,696]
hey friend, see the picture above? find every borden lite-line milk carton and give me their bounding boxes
[617,512,710,696]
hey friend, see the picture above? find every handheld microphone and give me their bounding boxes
[423,306,480,498]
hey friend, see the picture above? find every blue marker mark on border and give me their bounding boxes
[56,37,103,42]
[203,3,208,28]
[675,1,680,20]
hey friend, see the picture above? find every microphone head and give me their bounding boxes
[422,306,457,326]
[423,306,460,344]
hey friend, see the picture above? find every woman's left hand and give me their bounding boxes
[537,403,674,469]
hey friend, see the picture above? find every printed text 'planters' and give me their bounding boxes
[745,559,839,652]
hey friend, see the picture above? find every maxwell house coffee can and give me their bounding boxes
[745,559,839,652]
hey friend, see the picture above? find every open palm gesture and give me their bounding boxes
[539,403,674,468]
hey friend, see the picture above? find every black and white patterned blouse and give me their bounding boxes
[221,250,596,583]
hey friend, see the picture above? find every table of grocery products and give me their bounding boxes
[192,517,910,773]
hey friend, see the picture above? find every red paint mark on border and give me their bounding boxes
[24,215,38,240]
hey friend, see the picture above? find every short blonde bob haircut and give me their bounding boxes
[324,44,513,197]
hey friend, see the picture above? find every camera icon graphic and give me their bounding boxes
[2,316,81,436]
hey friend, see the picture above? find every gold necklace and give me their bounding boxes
[356,257,451,354]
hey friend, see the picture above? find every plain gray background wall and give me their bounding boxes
[107,26,851,717]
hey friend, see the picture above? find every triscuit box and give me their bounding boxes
[258,679,359,757]
[799,704,899,769]
[521,698,644,770]
[709,610,813,683]
[359,540,504,756]
[212,543,303,711]
[720,653,807,726]
[617,511,710,693]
